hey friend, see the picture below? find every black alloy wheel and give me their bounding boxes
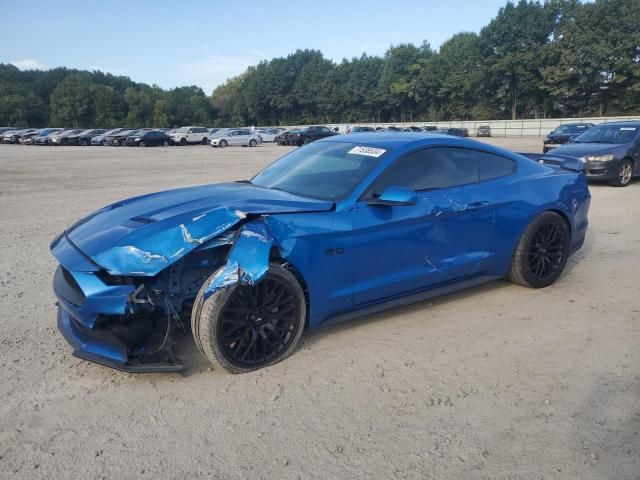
[217,277,301,368]
[508,211,570,288]
[192,264,306,373]
[527,222,567,282]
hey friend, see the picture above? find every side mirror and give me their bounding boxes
[367,186,417,206]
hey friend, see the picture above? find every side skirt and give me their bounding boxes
[313,275,503,330]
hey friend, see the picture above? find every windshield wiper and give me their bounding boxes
[235,179,252,184]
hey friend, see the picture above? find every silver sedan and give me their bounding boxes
[210,129,261,148]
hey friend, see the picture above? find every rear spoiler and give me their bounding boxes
[518,153,584,172]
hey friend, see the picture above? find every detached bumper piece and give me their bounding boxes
[52,235,185,373]
[57,307,184,373]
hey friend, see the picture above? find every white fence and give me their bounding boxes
[323,115,640,137]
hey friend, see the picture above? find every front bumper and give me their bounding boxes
[581,159,621,180]
[52,234,185,373]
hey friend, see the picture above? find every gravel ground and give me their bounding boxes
[0,138,638,479]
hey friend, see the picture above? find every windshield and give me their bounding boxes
[554,124,588,134]
[574,124,638,144]
[251,141,388,200]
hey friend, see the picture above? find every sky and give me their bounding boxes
[0,0,511,94]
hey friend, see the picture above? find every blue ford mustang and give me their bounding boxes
[51,133,590,373]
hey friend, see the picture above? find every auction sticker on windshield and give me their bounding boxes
[620,127,637,131]
[348,146,387,157]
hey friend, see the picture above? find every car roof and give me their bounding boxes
[592,121,640,127]
[319,131,510,153]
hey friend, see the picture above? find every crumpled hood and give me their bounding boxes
[549,142,627,158]
[64,182,333,276]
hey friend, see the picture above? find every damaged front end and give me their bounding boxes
[52,223,241,372]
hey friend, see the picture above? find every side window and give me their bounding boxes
[371,147,479,194]
[478,151,515,181]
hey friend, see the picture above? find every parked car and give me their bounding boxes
[51,132,590,373]
[422,126,438,132]
[125,130,172,147]
[67,129,107,146]
[347,126,375,133]
[2,128,34,144]
[104,129,139,146]
[476,125,492,137]
[49,129,85,145]
[278,125,335,146]
[543,123,594,153]
[33,129,64,145]
[210,129,261,148]
[169,126,210,145]
[30,128,64,145]
[255,128,281,142]
[19,128,47,144]
[91,128,124,146]
[437,128,467,137]
[274,129,295,145]
[543,121,640,187]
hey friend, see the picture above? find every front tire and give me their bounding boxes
[201,137,208,145]
[219,139,227,148]
[140,141,146,147]
[609,159,633,187]
[180,137,187,146]
[508,211,570,288]
[191,263,306,373]
[249,139,257,147]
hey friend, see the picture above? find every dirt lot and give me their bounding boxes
[0,138,638,479]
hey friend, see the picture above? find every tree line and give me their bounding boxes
[1,0,638,129]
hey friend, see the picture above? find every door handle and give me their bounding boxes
[468,201,490,210]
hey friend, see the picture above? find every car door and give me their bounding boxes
[226,131,240,145]
[351,147,499,306]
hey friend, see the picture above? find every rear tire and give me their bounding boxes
[163,140,169,147]
[303,138,312,145]
[191,263,306,373]
[201,137,208,145]
[609,159,633,187]
[508,211,570,288]
[249,139,257,147]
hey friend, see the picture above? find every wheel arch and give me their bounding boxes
[269,249,311,329]
[547,207,573,239]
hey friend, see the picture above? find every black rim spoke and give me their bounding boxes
[218,276,300,367]
[527,220,567,281]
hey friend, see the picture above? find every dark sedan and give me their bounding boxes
[437,128,467,137]
[67,129,107,146]
[549,121,640,187]
[278,125,335,146]
[125,130,172,147]
[543,123,594,153]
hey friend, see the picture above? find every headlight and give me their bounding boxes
[584,154,615,162]
[134,137,141,141]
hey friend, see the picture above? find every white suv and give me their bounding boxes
[169,126,210,145]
